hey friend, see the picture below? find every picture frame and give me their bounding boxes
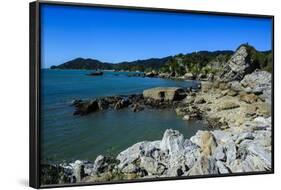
[30,1,274,188]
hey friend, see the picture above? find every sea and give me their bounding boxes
[41,69,208,162]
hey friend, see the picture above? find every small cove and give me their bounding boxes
[41,69,208,162]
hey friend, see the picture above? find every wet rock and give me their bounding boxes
[131,103,144,112]
[73,100,99,115]
[114,99,129,110]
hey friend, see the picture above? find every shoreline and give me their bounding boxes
[41,45,272,185]
[41,70,272,184]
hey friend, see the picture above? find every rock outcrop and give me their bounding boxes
[143,87,186,101]
[220,45,259,82]
[43,121,271,184]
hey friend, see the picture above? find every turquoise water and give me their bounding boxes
[41,69,207,162]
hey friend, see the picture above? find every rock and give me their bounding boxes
[140,156,166,175]
[256,103,271,117]
[117,141,160,169]
[225,140,237,165]
[182,96,195,104]
[41,164,69,185]
[217,101,240,111]
[71,99,82,106]
[211,130,232,145]
[219,45,258,82]
[227,90,238,96]
[183,72,195,80]
[216,161,229,174]
[73,100,99,115]
[187,155,218,175]
[143,87,186,101]
[240,70,271,103]
[71,160,87,182]
[213,145,226,161]
[92,155,116,174]
[253,116,271,129]
[97,99,109,110]
[122,163,139,173]
[218,82,231,90]
[145,72,157,77]
[194,97,206,104]
[235,132,254,144]
[247,144,271,168]
[190,131,217,156]
[239,93,258,104]
[183,115,190,121]
[114,99,129,110]
[201,81,213,92]
[230,81,244,92]
[221,90,229,96]
[160,129,184,156]
[131,103,144,112]
[116,142,144,169]
[243,154,271,171]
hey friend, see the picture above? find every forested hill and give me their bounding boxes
[50,45,272,73]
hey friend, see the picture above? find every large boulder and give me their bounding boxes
[240,70,272,103]
[220,45,259,82]
[143,87,186,101]
[160,129,185,156]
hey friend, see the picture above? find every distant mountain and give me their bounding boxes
[50,58,114,70]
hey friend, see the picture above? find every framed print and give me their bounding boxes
[30,1,274,188]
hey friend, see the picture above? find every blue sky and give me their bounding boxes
[41,4,272,68]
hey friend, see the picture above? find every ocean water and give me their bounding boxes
[41,69,207,162]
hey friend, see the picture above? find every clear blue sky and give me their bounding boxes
[41,4,272,68]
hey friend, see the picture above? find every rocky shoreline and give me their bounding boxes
[41,45,272,185]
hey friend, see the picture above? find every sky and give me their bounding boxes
[40,4,272,68]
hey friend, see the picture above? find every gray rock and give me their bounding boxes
[240,70,271,103]
[247,144,271,169]
[122,163,138,173]
[160,129,185,156]
[235,132,254,144]
[216,161,229,174]
[220,46,258,82]
[187,155,218,175]
[140,156,166,175]
[213,145,226,161]
[225,140,237,165]
[211,130,232,145]
[117,142,144,169]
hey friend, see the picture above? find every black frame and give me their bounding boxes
[29,0,274,189]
